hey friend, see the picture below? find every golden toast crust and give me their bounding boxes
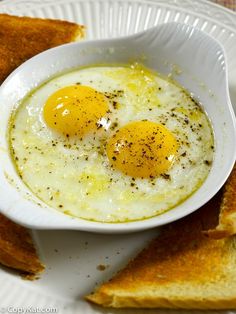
[0,13,84,83]
[0,214,44,276]
[87,293,236,309]
[206,164,236,238]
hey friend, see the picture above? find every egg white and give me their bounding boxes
[9,64,214,222]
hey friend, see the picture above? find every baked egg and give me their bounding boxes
[9,63,214,222]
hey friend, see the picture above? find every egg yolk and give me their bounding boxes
[107,121,178,178]
[43,85,108,137]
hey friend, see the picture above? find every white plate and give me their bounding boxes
[0,0,235,313]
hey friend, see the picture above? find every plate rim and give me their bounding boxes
[0,0,235,30]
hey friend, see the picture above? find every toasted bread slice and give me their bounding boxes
[0,13,84,83]
[0,214,44,277]
[86,189,236,309]
[206,164,236,239]
[0,13,84,277]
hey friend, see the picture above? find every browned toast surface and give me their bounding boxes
[86,188,236,309]
[0,13,84,83]
[207,164,236,238]
[105,193,222,286]
[0,214,44,276]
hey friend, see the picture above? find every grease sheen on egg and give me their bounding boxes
[107,121,178,178]
[9,64,214,223]
[43,85,109,137]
